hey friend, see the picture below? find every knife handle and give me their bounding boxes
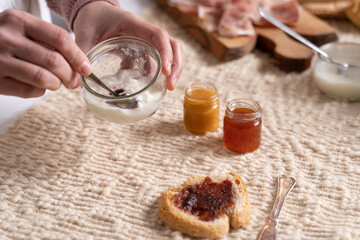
[269,175,296,221]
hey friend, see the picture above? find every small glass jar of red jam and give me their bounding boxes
[184,83,220,135]
[223,99,262,154]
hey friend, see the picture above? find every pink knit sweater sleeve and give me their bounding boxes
[46,0,119,29]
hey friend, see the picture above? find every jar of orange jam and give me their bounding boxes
[184,83,220,135]
[223,99,262,154]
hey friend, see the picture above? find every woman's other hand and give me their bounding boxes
[0,9,92,98]
[73,2,182,90]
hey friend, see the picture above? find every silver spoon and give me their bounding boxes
[257,7,354,68]
[85,73,138,109]
[85,73,120,96]
[257,175,296,240]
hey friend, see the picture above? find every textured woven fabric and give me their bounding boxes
[1,4,360,240]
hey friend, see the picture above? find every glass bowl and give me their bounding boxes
[81,36,167,123]
[312,42,360,101]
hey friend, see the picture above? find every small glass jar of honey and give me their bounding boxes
[223,99,262,154]
[184,83,220,135]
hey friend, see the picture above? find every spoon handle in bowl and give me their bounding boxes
[86,73,120,96]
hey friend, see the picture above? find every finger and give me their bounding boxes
[75,36,94,54]
[3,57,62,91]
[14,37,78,89]
[130,19,173,76]
[118,48,136,70]
[75,75,82,88]
[142,52,156,76]
[166,37,183,90]
[0,77,45,98]
[23,14,92,76]
[114,48,155,76]
[150,29,173,77]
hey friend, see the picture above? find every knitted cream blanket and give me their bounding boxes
[1,5,360,240]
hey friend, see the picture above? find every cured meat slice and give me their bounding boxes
[199,0,230,6]
[218,5,256,36]
[269,0,302,24]
[169,0,230,11]
[218,15,255,37]
[252,0,302,26]
[170,0,302,37]
[169,0,198,12]
[198,5,223,32]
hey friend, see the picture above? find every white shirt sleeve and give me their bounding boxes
[0,0,24,11]
[0,0,51,23]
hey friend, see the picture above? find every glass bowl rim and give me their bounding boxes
[81,36,162,100]
[318,42,360,69]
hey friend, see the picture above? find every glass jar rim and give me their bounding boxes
[318,42,360,69]
[81,36,162,100]
[185,82,218,101]
[225,98,262,121]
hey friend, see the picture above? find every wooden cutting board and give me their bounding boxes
[155,0,338,72]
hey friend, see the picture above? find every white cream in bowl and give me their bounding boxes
[312,42,360,101]
[83,70,165,123]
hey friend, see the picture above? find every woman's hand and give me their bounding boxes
[73,2,182,90]
[0,9,92,98]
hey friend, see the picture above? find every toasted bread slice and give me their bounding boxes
[158,172,251,239]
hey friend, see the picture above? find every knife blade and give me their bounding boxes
[257,219,277,240]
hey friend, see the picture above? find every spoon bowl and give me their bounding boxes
[84,73,140,109]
